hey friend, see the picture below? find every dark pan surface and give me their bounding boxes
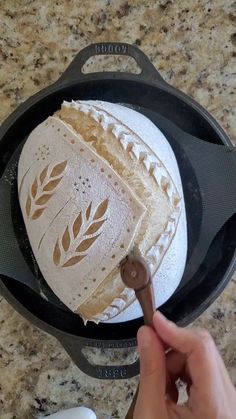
[0,77,235,341]
[8,104,201,309]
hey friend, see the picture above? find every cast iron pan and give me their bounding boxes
[0,43,235,379]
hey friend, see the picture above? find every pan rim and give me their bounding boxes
[0,75,235,342]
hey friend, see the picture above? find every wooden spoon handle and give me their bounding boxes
[120,255,156,419]
[136,282,155,327]
[125,386,139,419]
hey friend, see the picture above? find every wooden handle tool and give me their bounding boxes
[120,255,156,419]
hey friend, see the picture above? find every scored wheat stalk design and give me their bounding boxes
[53,198,109,268]
[25,161,67,220]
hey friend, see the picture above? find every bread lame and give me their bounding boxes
[120,255,156,418]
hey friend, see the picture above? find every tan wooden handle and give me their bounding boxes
[125,386,139,419]
[120,255,156,419]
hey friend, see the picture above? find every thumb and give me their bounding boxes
[135,326,166,418]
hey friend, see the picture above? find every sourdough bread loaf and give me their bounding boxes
[18,100,187,323]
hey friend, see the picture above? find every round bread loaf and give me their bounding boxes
[18,100,187,324]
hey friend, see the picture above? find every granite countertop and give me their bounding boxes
[0,1,236,418]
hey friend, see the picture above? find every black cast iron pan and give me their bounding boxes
[0,43,235,379]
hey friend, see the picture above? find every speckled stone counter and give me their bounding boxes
[0,1,236,418]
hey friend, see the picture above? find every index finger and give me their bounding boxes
[153,311,218,389]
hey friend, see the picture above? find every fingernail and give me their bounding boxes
[137,326,153,349]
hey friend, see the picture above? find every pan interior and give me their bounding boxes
[0,79,235,340]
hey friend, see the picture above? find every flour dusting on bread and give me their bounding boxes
[18,100,187,323]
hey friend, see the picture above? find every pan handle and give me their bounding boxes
[58,42,166,84]
[58,334,140,380]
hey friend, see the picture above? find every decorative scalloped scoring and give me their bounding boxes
[62,101,182,322]
[91,287,136,323]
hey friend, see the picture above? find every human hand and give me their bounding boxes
[134,311,236,419]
